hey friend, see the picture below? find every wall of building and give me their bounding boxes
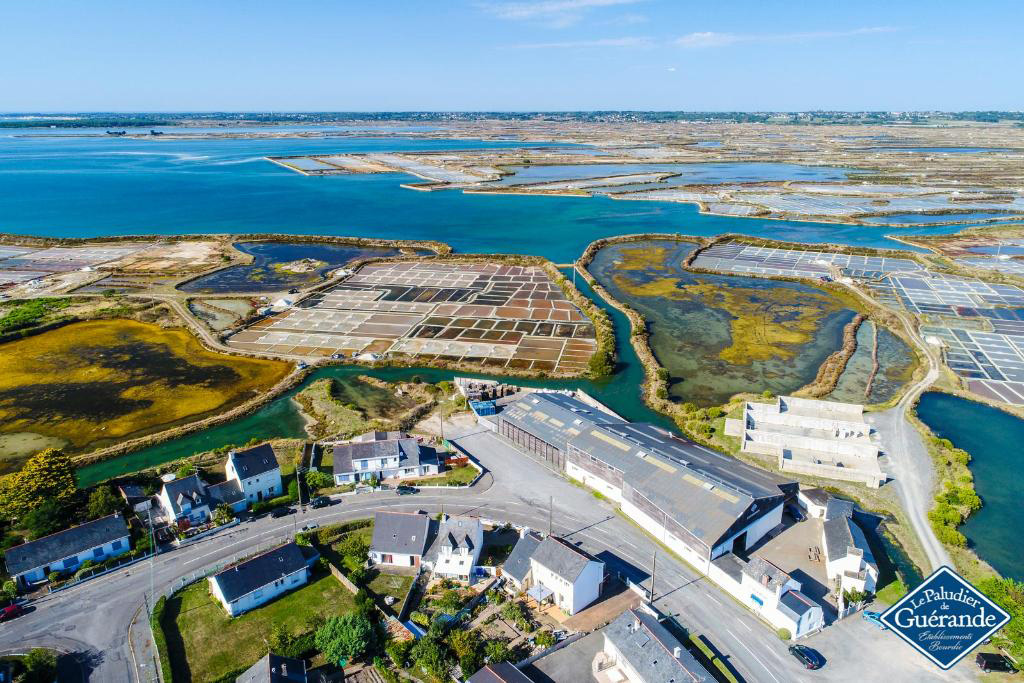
[17,536,131,585]
[371,551,420,568]
[711,504,783,559]
[210,567,307,617]
[619,498,710,570]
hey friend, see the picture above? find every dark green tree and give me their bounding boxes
[315,613,374,663]
[87,485,122,519]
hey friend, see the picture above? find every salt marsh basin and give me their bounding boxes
[0,319,291,465]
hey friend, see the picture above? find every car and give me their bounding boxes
[788,645,824,670]
[861,610,888,630]
[0,605,24,622]
[976,653,1017,674]
[395,485,419,495]
[270,506,294,518]
[301,522,320,532]
[310,495,331,509]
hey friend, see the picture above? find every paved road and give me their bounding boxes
[846,281,950,573]
[0,423,973,683]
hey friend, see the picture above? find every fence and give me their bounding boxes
[172,518,240,549]
[328,563,360,594]
[49,551,155,593]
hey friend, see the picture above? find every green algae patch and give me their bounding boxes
[0,320,290,459]
[591,239,859,405]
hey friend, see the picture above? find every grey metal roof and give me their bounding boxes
[823,501,876,567]
[5,514,129,576]
[236,653,307,683]
[800,487,830,507]
[503,531,542,583]
[604,608,711,683]
[778,590,820,621]
[230,444,280,479]
[371,511,432,557]
[529,536,601,583]
[466,662,532,683]
[212,542,310,603]
[162,474,210,517]
[498,393,609,452]
[208,480,246,507]
[572,423,789,548]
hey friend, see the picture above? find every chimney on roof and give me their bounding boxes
[673,646,682,658]
[761,574,771,587]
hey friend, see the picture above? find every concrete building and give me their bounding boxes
[599,607,712,683]
[822,499,879,597]
[226,444,282,504]
[209,542,317,617]
[710,555,824,638]
[5,514,130,588]
[524,536,604,616]
[725,396,886,488]
[331,431,440,485]
[797,487,830,519]
[424,515,482,581]
[369,511,432,569]
[236,653,307,683]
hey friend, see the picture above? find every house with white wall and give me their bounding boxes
[520,536,603,616]
[331,431,440,485]
[158,473,247,528]
[209,542,317,617]
[502,530,542,592]
[226,444,282,504]
[710,554,824,638]
[822,498,879,597]
[423,515,482,581]
[600,606,713,683]
[5,514,131,589]
[369,511,432,569]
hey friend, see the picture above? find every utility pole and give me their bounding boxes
[650,549,658,603]
[148,505,155,615]
[548,496,553,536]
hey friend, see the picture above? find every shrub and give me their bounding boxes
[761,390,774,399]
[706,406,722,419]
[535,630,556,648]
[410,611,430,627]
[315,613,374,664]
[776,628,791,641]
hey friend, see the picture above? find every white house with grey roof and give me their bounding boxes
[236,653,306,683]
[226,443,282,504]
[209,542,318,617]
[331,431,440,485]
[369,511,432,569]
[505,534,603,615]
[5,513,130,589]
[599,606,712,683]
[822,498,878,596]
[710,554,824,638]
[158,473,247,527]
[424,515,482,581]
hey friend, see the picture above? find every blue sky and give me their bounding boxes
[3,0,1021,111]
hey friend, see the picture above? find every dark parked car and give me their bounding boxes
[270,506,294,518]
[0,605,24,622]
[788,645,824,670]
[310,495,331,509]
[395,485,419,495]
[976,653,1017,673]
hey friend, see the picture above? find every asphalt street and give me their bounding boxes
[0,424,972,683]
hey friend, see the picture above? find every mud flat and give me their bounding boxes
[0,319,290,465]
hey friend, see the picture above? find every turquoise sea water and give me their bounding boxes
[0,132,974,263]
[916,392,1023,580]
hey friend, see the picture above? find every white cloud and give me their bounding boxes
[482,0,645,27]
[508,35,654,49]
[676,26,898,48]
[666,66,676,72]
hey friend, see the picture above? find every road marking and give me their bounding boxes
[738,619,752,632]
[706,593,723,607]
[726,628,782,683]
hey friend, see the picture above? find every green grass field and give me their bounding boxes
[162,572,354,683]
[406,464,478,487]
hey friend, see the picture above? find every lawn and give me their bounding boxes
[162,571,355,683]
[367,570,414,614]
[406,464,478,487]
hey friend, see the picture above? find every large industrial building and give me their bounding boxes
[498,393,796,570]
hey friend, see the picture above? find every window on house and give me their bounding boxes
[111,539,122,550]
[93,548,104,559]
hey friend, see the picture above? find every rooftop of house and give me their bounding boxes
[778,590,821,622]
[212,542,313,604]
[5,514,129,577]
[333,434,435,474]
[530,535,601,583]
[371,511,432,557]
[503,530,542,584]
[741,555,793,592]
[161,474,210,517]
[229,444,280,480]
[235,653,307,683]
[604,608,711,683]
[466,662,533,683]
[425,515,482,563]
[208,479,246,507]
[823,499,876,567]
